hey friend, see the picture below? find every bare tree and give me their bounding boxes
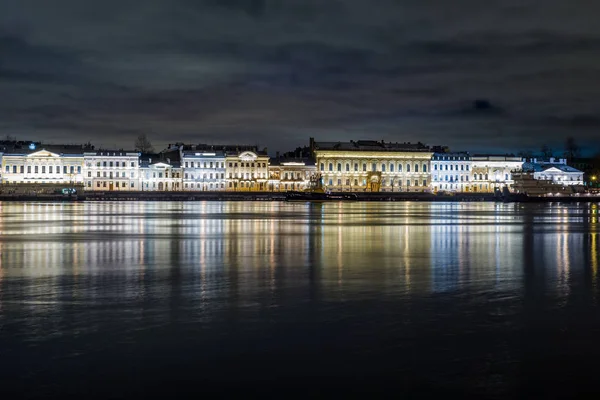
[540,144,553,159]
[135,133,154,153]
[565,136,580,162]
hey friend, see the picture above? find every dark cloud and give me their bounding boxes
[1,0,600,154]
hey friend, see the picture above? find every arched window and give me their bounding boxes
[382,164,386,172]
[423,164,427,173]
[372,163,377,172]
[505,174,509,180]
[390,164,394,172]
[479,174,483,180]
[328,163,333,171]
[346,163,350,172]
[415,164,419,173]
[485,174,488,180]
[354,163,358,171]
[320,163,324,171]
[406,164,410,172]
[363,164,367,172]
[337,163,342,172]
[398,164,402,172]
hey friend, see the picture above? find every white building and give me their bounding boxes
[522,158,584,186]
[312,139,432,192]
[470,155,523,193]
[139,155,182,191]
[181,147,226,191]
[431,152,472,192]
[1,144,84,185]
[83,150,141,191]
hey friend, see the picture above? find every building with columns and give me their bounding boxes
[225,146,270,191]
[522,158,584,186]
[1,144,85,185]
[469,155,523,192]
[83,150,141,191]
[180,146,226,191]
[431,152,472,192]
[139,153,183,191]
[267,158,316,192]
[311,139,432,192]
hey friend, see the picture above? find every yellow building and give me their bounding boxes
[267,159,317,191]
[225,147,270,191]
[470,155,523,193]
[311,139,432,192]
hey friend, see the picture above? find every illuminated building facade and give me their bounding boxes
[139,154,182,191]
[225,147,270,191]
[431,152,472,192]
[312,139,432,192]
[469,155,523,192]
[267,159,316,191]
[1,144,84,185]
[522,158,584,186]
[181,147,226,191]
[83,151,140,191]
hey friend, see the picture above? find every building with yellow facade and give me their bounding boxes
[225,146,270,191]
[311,139,432,192]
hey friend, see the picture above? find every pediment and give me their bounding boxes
[27,149,60,158]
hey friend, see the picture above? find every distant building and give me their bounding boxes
[469,155,523,192]
[522,158,584,186]
[268,158,316,192]
[224,146,270,191]
[1,144,84,185]
[431,152,471,192]
[180,146,226,191]
[311,138,432,192]
[139,153,182,191]
[83,150,140,191]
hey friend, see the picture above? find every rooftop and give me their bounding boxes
[313,140,430,152]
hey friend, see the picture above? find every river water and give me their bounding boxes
[0,201,599,398]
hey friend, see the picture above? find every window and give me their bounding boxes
[64,166,67,174]
[398,164,402,172]
[466,165,469,171]
[13,165,17,173]
[131,182,134,188]
[407,180,411,187]
[363,164,367,172]
[423,165,427,173]
[185,162,189,168]
[122,162,126,167]
[88,172,92,177]
[329,163,333,171]
[390,164,394,172]
[485,174,488,180]
[346,179,350,186]
[372,163,376,172]
[407,164,410,172]
[345,163,350,172]
[382,164,386,172]
[445,165,448,170]
[450,165,453,171]
[70,166,74,174]
[49,166,53,174]
[337,163,341,172]
[320,163,324,171]
[328,179,333,186]
[77,167,81,174]
[415,164,419,173]
[337,179,341,186]
[35,166,38,173]
[27,166,31,173]
[20,166,24,174]
[434,164,438,171]
[103,171,107,177]
[103,162,107,167]
[354,163,358,171]
[97,172,100,177]
[505,174,509,180]
[97,182,101,188]
[103,182,107,188]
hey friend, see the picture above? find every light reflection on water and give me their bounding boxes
[0,201,599,397]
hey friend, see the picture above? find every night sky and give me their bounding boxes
[1,0,600,155]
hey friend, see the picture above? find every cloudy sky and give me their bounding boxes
[1,0,600,154]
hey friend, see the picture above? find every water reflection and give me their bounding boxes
[1,201,600,397]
